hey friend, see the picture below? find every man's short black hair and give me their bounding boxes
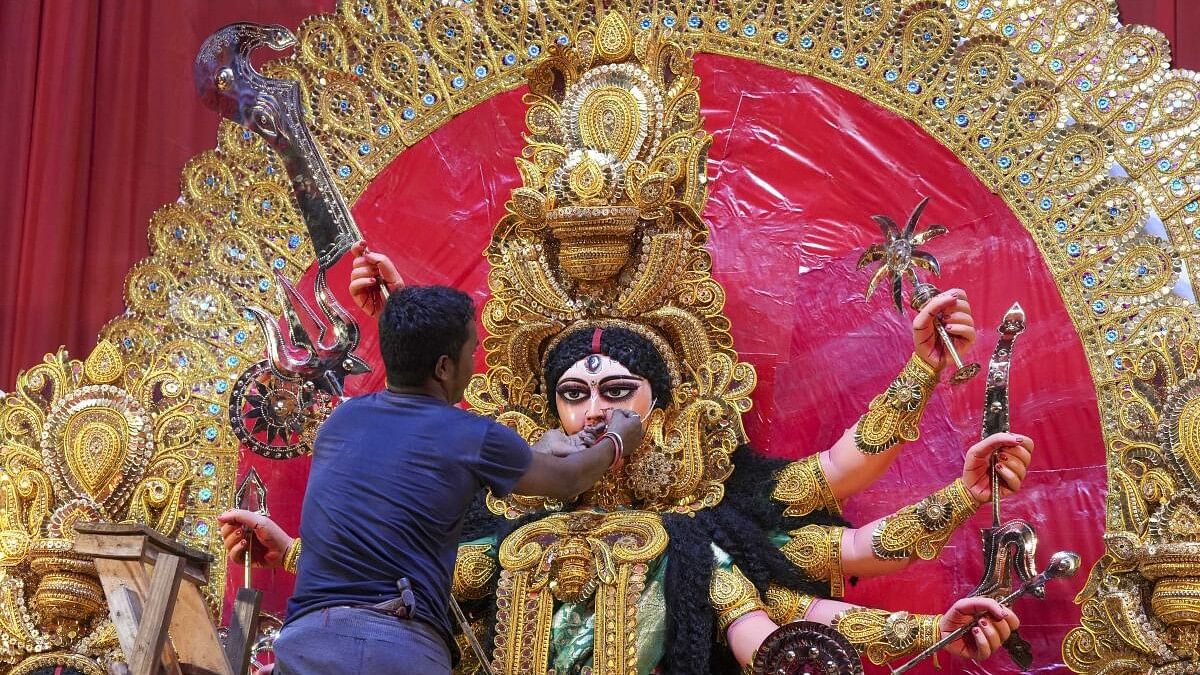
[378,285,475,386]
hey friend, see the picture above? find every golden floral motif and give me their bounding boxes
[871,479,978,561]
[763,584,816,625]
[771,454,841,518]
[452,544,497,601]
[831,607,942,665]
[854,353,938,455]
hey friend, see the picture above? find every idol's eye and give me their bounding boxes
[601,384,638,401]
[556,386,590,402]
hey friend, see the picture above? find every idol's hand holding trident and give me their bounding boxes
[859,197,981,383]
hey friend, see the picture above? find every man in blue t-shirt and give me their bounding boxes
[220,271,643,674]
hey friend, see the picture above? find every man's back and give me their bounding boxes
[286,390,530,649]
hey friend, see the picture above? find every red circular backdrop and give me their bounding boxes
[237,54,1105,674]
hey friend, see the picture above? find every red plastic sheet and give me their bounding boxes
[236,55,1105,674]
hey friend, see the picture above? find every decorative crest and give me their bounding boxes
[466,12,755,516]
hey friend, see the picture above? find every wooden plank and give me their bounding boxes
[95,558,184,674]
[129,552,185,675]
[170,581,236,675]
[75,523,214,563]
[223,588,262,675]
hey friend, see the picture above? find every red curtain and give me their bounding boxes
[0,0,332,388]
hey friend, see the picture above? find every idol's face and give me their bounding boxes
[554,354,653,435]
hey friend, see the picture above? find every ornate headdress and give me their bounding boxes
[465,12,755,516]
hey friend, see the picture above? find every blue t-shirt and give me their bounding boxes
[285,391,532,650]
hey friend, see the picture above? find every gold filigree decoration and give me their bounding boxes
[831,607,942,665]
[771,454,842,518]
[871,478,978,561]
[854,353,939,454]
[492,510,667,675]
[6,0,1200,670]
[467,14,755,516]
[711,564,767,633]
[0,342,205,665]
[763,584,816,625]
[781,525,845,598]
[451,543,497,601]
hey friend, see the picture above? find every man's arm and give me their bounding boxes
[512,409,643,501]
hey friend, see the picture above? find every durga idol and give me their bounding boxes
[223,12,1034,674]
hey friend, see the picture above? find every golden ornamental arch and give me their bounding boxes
[1,0,1199,672]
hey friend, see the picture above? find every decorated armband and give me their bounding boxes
[282,537,302,574]
[831,607,942,665]
[871,478,978,561]
[772,455,841,518]
[711,564,767,633]
[854,353,939,454]
[780,525,845,598]
[452,543,499,601]
[763,585,817,624]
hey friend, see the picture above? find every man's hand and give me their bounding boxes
[532,428,592,457]
[913,288,975,372]
[606,408,645,450]
[962,433,1033,504]
[218,510,294,570]
[938,597,1020,661]
[348,241,404,318]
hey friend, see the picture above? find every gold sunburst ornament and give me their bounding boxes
[857,197,980,384]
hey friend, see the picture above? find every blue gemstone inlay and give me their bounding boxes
[1082,272,1097,287]
[1067,243,1082,256]
[288,234,301,249]
[980,7,995,19]
[640,17,652,29]
[195,522,209,536]
[955,113,969,127]
[1054,219,1068,232]
[203,462,216,477]
[774,31,789,44]
[1187,201,1199,213]
[205,427,218,440]
[831,46,844,59]
[1003,24,1016,37]
[215,380,228,393]
[402,108,415,121]
[242,130,252,141]
[800,36,814,49]
[235,330,248,343]
[1172,178,1185,191]
[855,55,868,68]
[451,76,465,89]
[199,488,213,502]
[1137,264,1148,275]
[956,0,969,9]
[1158,158,1173,171]
[1097,97,1110,111]
[1078,79,1092,92]
[1123,120,1137,132]
[273,258,286,270]
[528,44,541,56]
[422,92,437,105]
[884,70,899,82]
[663,16,676,28]
[148,281,160,292]
[227,356,240,367]
[412,19,423,29]
[359,142,371,155]
[998,156,1012,169]
[688,15,702,28]
[1105,329,1119,342]
[338,165,352,178]
[717,19,731,32]
[504,53,517,66]
[1092,300,1107,313]
[907,81,921,94]
[208,403,221,414]
[355,64,366,76]
[1029,40,1042,53]
[743,24,757,37]
[934,97,947,109]
[1019,172,1032,184]
[556,35,569,45]
[1139,137,1153,150]
[1040,197,1053,210]
[1050,59,1064,72]
[475,65,488,78]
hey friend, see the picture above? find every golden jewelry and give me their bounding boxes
[872,479,978,561]
[831,607,943,665]
[780,525,845,598]
[854,353,939,454]
[710,564,767,633]
[282,537,302,574]
[452,544,498,601]
[763,585,816,625]
[771,454,841,518]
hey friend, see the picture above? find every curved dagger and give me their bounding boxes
[194,22,361,269]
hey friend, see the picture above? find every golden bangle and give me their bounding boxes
[282,537,302,574]
[772,454,841,517]
[854,353,938,454]
[452,543,498,600]
[871,478,978,561]
[763,584,817,624]
[711,564,767,633]
[831,607,943,665]
[780,525,845,598]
